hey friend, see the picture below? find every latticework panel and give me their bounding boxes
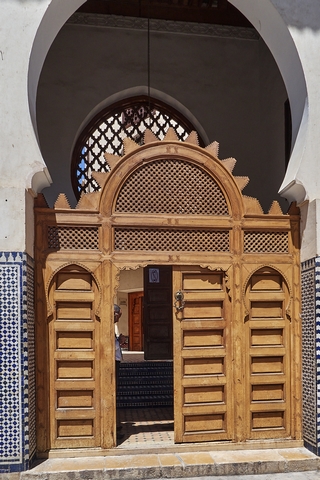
[115,159,229,215]
[114,228,230,252]
[48,226,99,250]
[73,98,196,198]
[244,231,289,253]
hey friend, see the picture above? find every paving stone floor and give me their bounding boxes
[117,406,174,448]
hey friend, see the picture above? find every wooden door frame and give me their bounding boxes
[111,254,302,447]
[35,134,302,455]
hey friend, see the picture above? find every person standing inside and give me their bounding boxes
[114,304,125,440]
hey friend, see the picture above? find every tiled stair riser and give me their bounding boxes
[117,362,173,408]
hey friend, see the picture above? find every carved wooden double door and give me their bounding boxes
[44,262,296,448]
[173,264,293,444]
[35,130,301,453]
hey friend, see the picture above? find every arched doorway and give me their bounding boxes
[30,0,308,206]
[35,131,301,453]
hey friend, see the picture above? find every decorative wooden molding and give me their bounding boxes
[243,195,264,215]
[205,141,219,158]
[123,137,140,155]
[54,193,71,210]
[76,192,100,211]
[268,200,283,215]
[287,202,300,215]
[185,131,199,146]
[164,127,179,142]
[221,157,236,173]
[242,264,292,319]
[45,261,102,319]
[91,171,110,190]
[103,152,121,170]
[234,176,249,192]
[144,129,158,145]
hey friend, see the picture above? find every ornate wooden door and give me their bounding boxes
[35,131,301,453]
[129,292,144,351]
[173,265,232,443]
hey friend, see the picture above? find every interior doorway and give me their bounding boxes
[115,266,174,448]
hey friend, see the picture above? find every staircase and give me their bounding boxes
[117,361,173,408]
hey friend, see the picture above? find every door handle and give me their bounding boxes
[174,290,185,311]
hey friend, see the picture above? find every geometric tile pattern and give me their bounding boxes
[26,256,36,462]
[301,258,317,452]
[117,362,173,408]
[0,252,35,473]
[315,258,320,456]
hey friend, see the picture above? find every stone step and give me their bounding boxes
[18,447,320,480]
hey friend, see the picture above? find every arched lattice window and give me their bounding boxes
[71,96,203,198]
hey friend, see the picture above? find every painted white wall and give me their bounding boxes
[0,0,86,253]
[229,0,308,201]
[0,1,49,251]
[271,0,320,258]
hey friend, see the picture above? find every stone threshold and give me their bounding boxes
[19,447,319,480]
[45,438,304,457]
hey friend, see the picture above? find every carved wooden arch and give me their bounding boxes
[46,262,102,319]
[103,132,246,219]
[242,264,292,320]
[74,128,255,219]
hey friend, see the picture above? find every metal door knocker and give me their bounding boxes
[174,290,185,311]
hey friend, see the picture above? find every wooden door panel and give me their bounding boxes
[245,267,291,440]
[56,273,92,290]
[183,302,223,318]
[49,267,100,449]
[57,390,94,408]
[182,274,223,290]
[173,265,232,443]
[183,329,224,347]
[56,331,93,349]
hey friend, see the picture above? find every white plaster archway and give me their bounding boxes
[229,0,308,203]
[28,0,86,141]
[28,0,308,202]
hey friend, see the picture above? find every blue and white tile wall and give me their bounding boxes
[315,258,320,456]
[301,257,320,456]
[0,252,36,473]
